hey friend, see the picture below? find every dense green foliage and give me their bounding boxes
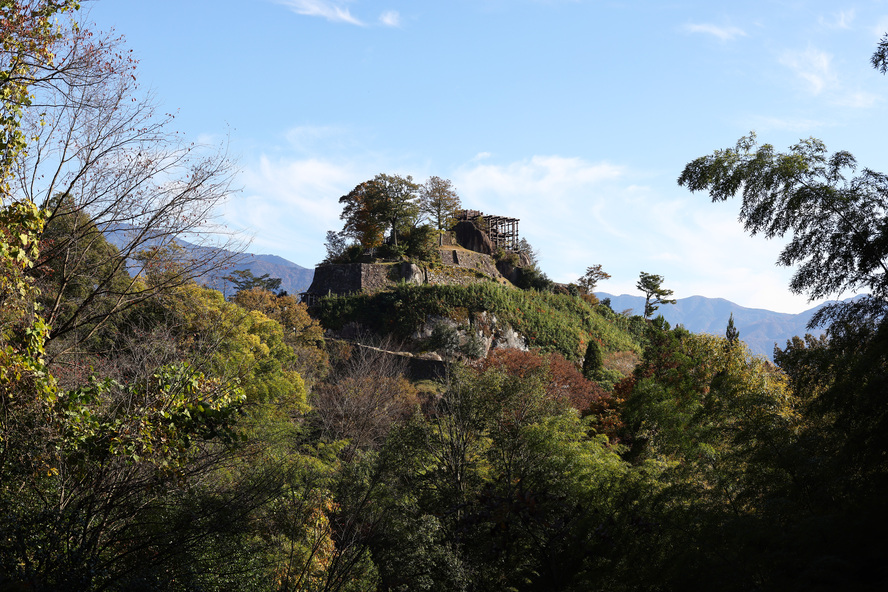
[582,338,603,379]
[338,174,421,248]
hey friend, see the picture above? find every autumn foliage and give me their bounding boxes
[474,348,623,437]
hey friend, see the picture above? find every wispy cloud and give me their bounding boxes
[683,23,747,41]
[276,1,403,27]
[779,47,835,94]
[819,9,855,29]
[454,155,624,206]
[275,0,364,25]
[283,125,355,154]
[226,155,377,262]
[379,10,401,27]
[451,155,626,276]
[833,90,880,109]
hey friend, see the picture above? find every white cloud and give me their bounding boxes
[275,0,364,25]
[283,125,354,153]
[775,47,876,108]
[224,155,374,263]
[379,10,401,27]
[683,23,747,41]
[454,155,623,200]
[819,9,855,29]
[275,1,402,27]
[779,47,835,94]
[195,132,226,146]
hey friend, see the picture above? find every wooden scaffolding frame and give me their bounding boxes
[456,210,520,251]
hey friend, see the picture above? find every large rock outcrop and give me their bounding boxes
[453,220,495,255]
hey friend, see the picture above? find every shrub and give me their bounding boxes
[516,266,554,292]
[404,225,439,263]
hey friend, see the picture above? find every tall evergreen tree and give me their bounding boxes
[582,339,603,380]
[725,313,739,345]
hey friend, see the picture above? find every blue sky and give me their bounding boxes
[86,1,888,313]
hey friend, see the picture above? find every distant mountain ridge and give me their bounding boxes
[101,226,314,297]
[595,292,839,359]
[218,251,314,297]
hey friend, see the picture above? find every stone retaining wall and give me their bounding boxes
[305,249,514,298]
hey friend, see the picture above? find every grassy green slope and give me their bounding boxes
[314,283,644,361]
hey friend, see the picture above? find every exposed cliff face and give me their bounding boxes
[495,252,531,285]
[412,312,528,359]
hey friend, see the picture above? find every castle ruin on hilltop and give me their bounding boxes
[301,209,526,304]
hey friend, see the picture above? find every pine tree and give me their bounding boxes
[725,313,739,346]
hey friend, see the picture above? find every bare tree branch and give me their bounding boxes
[12,28,245,362]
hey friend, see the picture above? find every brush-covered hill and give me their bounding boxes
[315,282,645,365]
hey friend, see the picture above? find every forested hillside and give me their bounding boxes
[2,4,887,591]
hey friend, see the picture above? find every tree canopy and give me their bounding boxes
[420,175,461,241]
[873,33,888,73]
[679,133,888,327]
[224,268,284,296]
[339,173,420,248]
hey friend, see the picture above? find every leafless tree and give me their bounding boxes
[13,27,243,362]
[312,337,417,460]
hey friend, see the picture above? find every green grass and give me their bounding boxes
[314,283,643,361]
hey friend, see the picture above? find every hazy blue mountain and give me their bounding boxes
[102,226,314,297]
[164,245,314,298]
[215,252,314,297]
[595,292,839,359]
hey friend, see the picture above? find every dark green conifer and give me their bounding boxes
[725,312,739,346]
[582,339,603,379]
